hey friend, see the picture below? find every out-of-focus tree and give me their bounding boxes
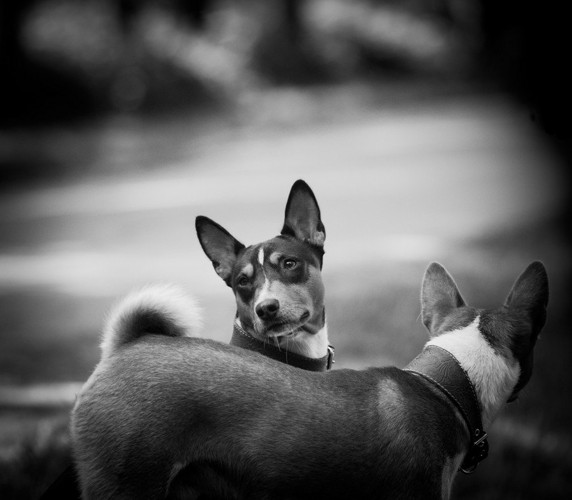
[0,0,34,70]
[477,0,571,142]
[0,0,96,126]
[2,0,571,140]
[116,0,213,30]
[0,0,220,126]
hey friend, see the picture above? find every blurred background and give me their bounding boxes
[0,0,571,498]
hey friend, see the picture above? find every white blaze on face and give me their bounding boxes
[427,316,521,428]
[254,247,272,309]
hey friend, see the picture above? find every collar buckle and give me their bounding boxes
[326,345,335,370]
[460,432,489,474]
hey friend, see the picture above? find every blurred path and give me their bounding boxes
[0,93,566,293]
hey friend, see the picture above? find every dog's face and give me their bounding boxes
[230,236,325,339]
[196,180,326,346]
[421,262,549,405]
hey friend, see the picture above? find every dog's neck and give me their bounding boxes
[235,318,330,359]
[427,316,521,428]
[232,319,333,371]
[275,321,330,359]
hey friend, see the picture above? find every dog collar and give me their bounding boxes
[230,322,335,372]
[404,345,489,474]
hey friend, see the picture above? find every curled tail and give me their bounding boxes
[100,284,202,359]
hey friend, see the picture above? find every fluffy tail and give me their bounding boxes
[100,284,202,359]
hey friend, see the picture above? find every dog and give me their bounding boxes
[195,178,333,370]
[95,179,333,371]
[42,180,333,500]
[71,260,548,499]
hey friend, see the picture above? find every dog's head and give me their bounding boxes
[196,180,326,347]
[421,261,549,407]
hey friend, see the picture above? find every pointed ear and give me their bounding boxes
[504,261,549,336]
[421,262,466,334]
[281,180,325,249]
[195,216,245,287]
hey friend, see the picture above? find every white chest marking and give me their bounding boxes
[427,316,520,427]
[282,323,329,358]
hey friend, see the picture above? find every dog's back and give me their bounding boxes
[73,336,456,499]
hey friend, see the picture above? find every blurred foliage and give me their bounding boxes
[0,0,492,123]
[1,0,569,148]
[0,409,71,500]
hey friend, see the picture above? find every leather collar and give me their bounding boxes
[404,345,489,473]
[230,321,335,372]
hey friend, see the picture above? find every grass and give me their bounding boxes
[0,409,72,499]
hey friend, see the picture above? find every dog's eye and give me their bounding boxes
[237,276,250,287]
[283,259,298,270]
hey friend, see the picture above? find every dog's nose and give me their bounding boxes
[256,299,280,320]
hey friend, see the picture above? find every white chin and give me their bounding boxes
[266,326,299,339]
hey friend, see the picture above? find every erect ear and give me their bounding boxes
[421,262,466,334]
[195,216,245,287]
[504,261,549,338]
[281,180,325,249]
